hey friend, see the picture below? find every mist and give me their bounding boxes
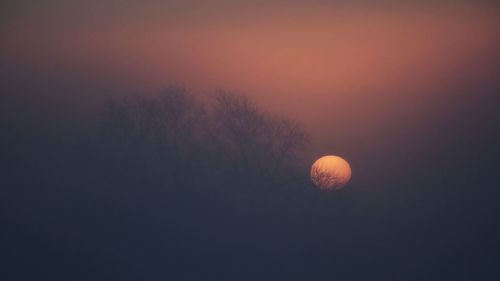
[2,1,500,280]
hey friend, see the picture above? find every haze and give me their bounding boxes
[2,0,499,191]
[3,1,500,280]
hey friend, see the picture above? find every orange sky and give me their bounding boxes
[2,3,500,162]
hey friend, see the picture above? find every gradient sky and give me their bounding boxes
[2,1,500,166]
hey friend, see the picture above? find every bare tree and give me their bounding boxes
[98,88,308,188]
[210,92,308,182]
[310,166,342,190]
[98,87,206,185]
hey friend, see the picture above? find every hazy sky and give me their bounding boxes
[2,1,500,164]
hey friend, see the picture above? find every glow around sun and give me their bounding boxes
[310,155,352,190]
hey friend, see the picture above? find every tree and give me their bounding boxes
[97,87,308,189]
[98,86,206,186]
[210,92,308,182]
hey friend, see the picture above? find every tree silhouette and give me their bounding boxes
[97,86,206,187]
[97,87,308,188]
[210,92,307,182]
[310,166,340,190]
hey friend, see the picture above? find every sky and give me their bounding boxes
[2,1,499,188]
[2,0,500,199]
[2,2,500,279]
[2,1,499,147]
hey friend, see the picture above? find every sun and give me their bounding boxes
[311,155,352,190]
